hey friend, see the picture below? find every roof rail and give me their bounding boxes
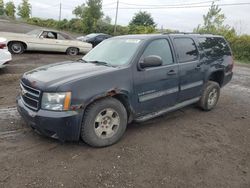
[162,32,216,35]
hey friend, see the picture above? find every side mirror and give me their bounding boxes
[40,36,44,39]
[139,55,163,69]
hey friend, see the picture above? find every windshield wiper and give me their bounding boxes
[88,61,115,67]
[77,59,88,63]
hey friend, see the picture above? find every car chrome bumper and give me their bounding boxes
[17,95,83,141]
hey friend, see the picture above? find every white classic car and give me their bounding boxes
[0,29,92,55]
[0,37,12,68]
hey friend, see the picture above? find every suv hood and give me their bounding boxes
[22,61,116,90]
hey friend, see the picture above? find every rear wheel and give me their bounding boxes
[198,81,220,111]
[8,42,25,54]
[81,98,127,147]
[66,47,79,56]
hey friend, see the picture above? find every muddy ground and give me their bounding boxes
[0,20,250,188]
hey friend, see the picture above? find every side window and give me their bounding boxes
[198,37,231,59]
[174,38,199,63]
[46,32,57,39]
[96,35,104,41]
[142,39,174,65]
[58,33,66,40]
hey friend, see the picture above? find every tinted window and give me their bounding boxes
[198,37,231,58]
[96,35,105,40]
[142,39,174,65]
[174,38,199,62]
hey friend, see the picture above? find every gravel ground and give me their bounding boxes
[0,20,249,188]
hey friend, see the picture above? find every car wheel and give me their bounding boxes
[81,97,127,147]
[198,81,220,111]
[8,42,25,54]
[66,47,79,56]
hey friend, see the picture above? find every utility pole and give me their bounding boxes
[59,2,62,21]
[113,0,119,35]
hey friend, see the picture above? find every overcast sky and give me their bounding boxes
[6,0,250,34]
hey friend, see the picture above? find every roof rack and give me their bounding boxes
[162,32,215,35]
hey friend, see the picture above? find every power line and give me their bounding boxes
[103,2,250,10]
[103,2,117,6]
[119,0,218,7]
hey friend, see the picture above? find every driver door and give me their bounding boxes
[35,31,58,51]
[133,38,179,115]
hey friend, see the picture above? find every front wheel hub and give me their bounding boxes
[94,108,120,139]
[208,88,218,106]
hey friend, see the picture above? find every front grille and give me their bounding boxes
[20,81,41,111]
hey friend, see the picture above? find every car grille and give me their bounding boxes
[20,82,41,111]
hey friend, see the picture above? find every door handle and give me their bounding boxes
[167,70,177,75]
[195,65,201,70]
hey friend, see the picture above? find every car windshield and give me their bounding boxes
[85,33,99,39]
[82,38,142,67]
[26,29,41,37]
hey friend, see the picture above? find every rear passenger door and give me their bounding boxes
[133,38,179,115]
[172,37,204,102]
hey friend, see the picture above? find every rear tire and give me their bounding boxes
[81,97,127,147]
[198,81,220,111]
[66,47,79,56]
[8,42,25,54]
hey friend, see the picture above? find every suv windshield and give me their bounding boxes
[83,38,142,66]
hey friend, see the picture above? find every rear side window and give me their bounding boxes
[198,37,231,58]
[174,38,199,63]
[58,33,66,40]
[142,39,174,65]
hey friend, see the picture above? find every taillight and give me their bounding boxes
[0,43,7,49]
[229,56,234,72]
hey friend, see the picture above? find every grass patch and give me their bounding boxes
[235,60,250,64]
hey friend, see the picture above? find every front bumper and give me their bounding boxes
[17,96,83,141]
[222,72,233,87]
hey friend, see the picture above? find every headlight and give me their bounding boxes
[41,92,71,111]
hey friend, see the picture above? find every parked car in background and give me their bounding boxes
[17,34,233,147]
[77,33,111,47]
[0,29,92,55]
[0,37,12,68]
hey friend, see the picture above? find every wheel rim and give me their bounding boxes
[11,43,22,53]
[94,108,120,139]
[69,48,77,55]
[208,88,218,106]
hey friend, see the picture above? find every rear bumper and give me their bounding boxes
[17,96,83,141]
[0,49,12,68]
[222,72,233,87]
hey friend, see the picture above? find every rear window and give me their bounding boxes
[198,37,231,58]
[174,38,199,63]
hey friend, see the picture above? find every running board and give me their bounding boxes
[135,97,200,122]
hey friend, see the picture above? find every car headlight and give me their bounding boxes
[41,92,71,111]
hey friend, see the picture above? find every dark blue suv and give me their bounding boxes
[17,34,233,147]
